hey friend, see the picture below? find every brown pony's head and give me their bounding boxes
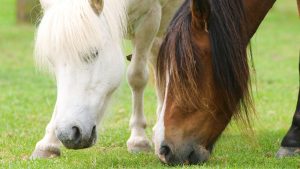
[153,0,253,165]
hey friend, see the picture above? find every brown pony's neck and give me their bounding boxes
[298,0,300,14]
[244,0,276,40]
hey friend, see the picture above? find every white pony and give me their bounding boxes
[31,0,182,159]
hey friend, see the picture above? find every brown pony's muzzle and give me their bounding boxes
[158,142,210,165]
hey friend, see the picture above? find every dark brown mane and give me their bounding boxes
[157,0,254,124]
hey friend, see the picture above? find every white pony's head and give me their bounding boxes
[35,0,126,149]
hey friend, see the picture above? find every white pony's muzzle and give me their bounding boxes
[55,120,97,149]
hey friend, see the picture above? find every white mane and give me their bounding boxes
[35,0,127,72]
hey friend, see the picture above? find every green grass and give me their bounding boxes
[0,1,300,168]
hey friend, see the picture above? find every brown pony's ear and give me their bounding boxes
[90,0,104,15]
[191,0,210,30]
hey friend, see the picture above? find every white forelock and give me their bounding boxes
[35,0,127,72]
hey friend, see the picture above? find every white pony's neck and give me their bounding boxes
[35,0,127,72]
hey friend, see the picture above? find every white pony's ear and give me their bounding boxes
[40,0,56,10]
[90,0,104,15]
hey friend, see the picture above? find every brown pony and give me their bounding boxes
[153,0,299,165]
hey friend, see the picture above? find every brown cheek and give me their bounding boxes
[164,99,185,146]
[189,112,229,147]
[164,103,231,148]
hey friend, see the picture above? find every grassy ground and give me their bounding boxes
[0,0,299,168]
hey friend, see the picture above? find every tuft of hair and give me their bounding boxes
[209,0,253,126]
[157,0,254,126]
[157,0,206,110]
[35,0,127,72]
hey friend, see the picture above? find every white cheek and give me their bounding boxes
[55,65,91,116]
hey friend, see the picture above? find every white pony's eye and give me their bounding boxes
[82,48,99,63]
[90,50,99,60]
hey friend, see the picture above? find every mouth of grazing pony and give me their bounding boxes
[157,141,211,165]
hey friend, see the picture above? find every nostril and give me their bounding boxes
[71,126,82,144]
[91,125,96,137]
[90,125,97,144]
[91,125,96,135]
[159,145,171,157]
